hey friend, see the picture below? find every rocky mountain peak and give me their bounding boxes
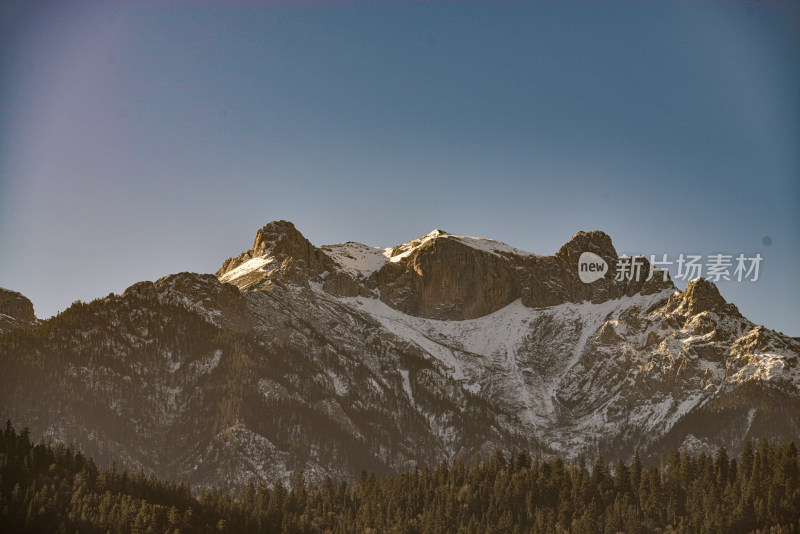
[385,229,448,260]
[251,220,336,273]
[252,220,310,257]
[681,277,733,316]
[660,277,740,321]
[215,221,678,319]
[0,288,35,322]
[555,230,618,265]
[216,221,335,288]
[0,287,37,334]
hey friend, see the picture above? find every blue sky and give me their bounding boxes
[1,1,798,335]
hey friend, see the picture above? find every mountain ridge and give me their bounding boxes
[217,221,674,320]
[1,221,797,492]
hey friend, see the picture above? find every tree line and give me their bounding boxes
[0,421,798,533]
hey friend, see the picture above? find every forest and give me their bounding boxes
[1,421,799,533]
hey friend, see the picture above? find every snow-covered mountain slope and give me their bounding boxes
[1,221,798,492]
[319,242,389,278]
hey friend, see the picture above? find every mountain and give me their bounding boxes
[1,221,798,492]
[0,287,38,334]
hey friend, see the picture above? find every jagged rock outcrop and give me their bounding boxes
[367,229,673,319]
[0,288,37,334]
[665,277,740,317]
[216,221,338,290]
[369,232,523,320]
[546,230,672,301]
[555,229,617,265]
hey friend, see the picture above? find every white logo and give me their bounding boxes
[578,252,608,283]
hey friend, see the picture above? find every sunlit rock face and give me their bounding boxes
[217,223,674,320]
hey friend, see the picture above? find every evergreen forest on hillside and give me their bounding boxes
[1,421,799,533]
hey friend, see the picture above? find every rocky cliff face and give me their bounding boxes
[0,288,37,334]
[218,225,673,320]
[370,231,525,320]
[1,222,797,492]
[216,221,337,290]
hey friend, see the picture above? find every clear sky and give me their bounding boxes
[1,0,798,335]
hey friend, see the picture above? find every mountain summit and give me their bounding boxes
[0,288,37,334]
[218,223,672,320]
[1,221,798,491]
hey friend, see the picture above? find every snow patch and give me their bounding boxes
[399,369,415,407]
[320,242,389,278]
[194,349,222,374]
[218,256,274,283]
[383,230,537,264]
[730,352,788,382]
